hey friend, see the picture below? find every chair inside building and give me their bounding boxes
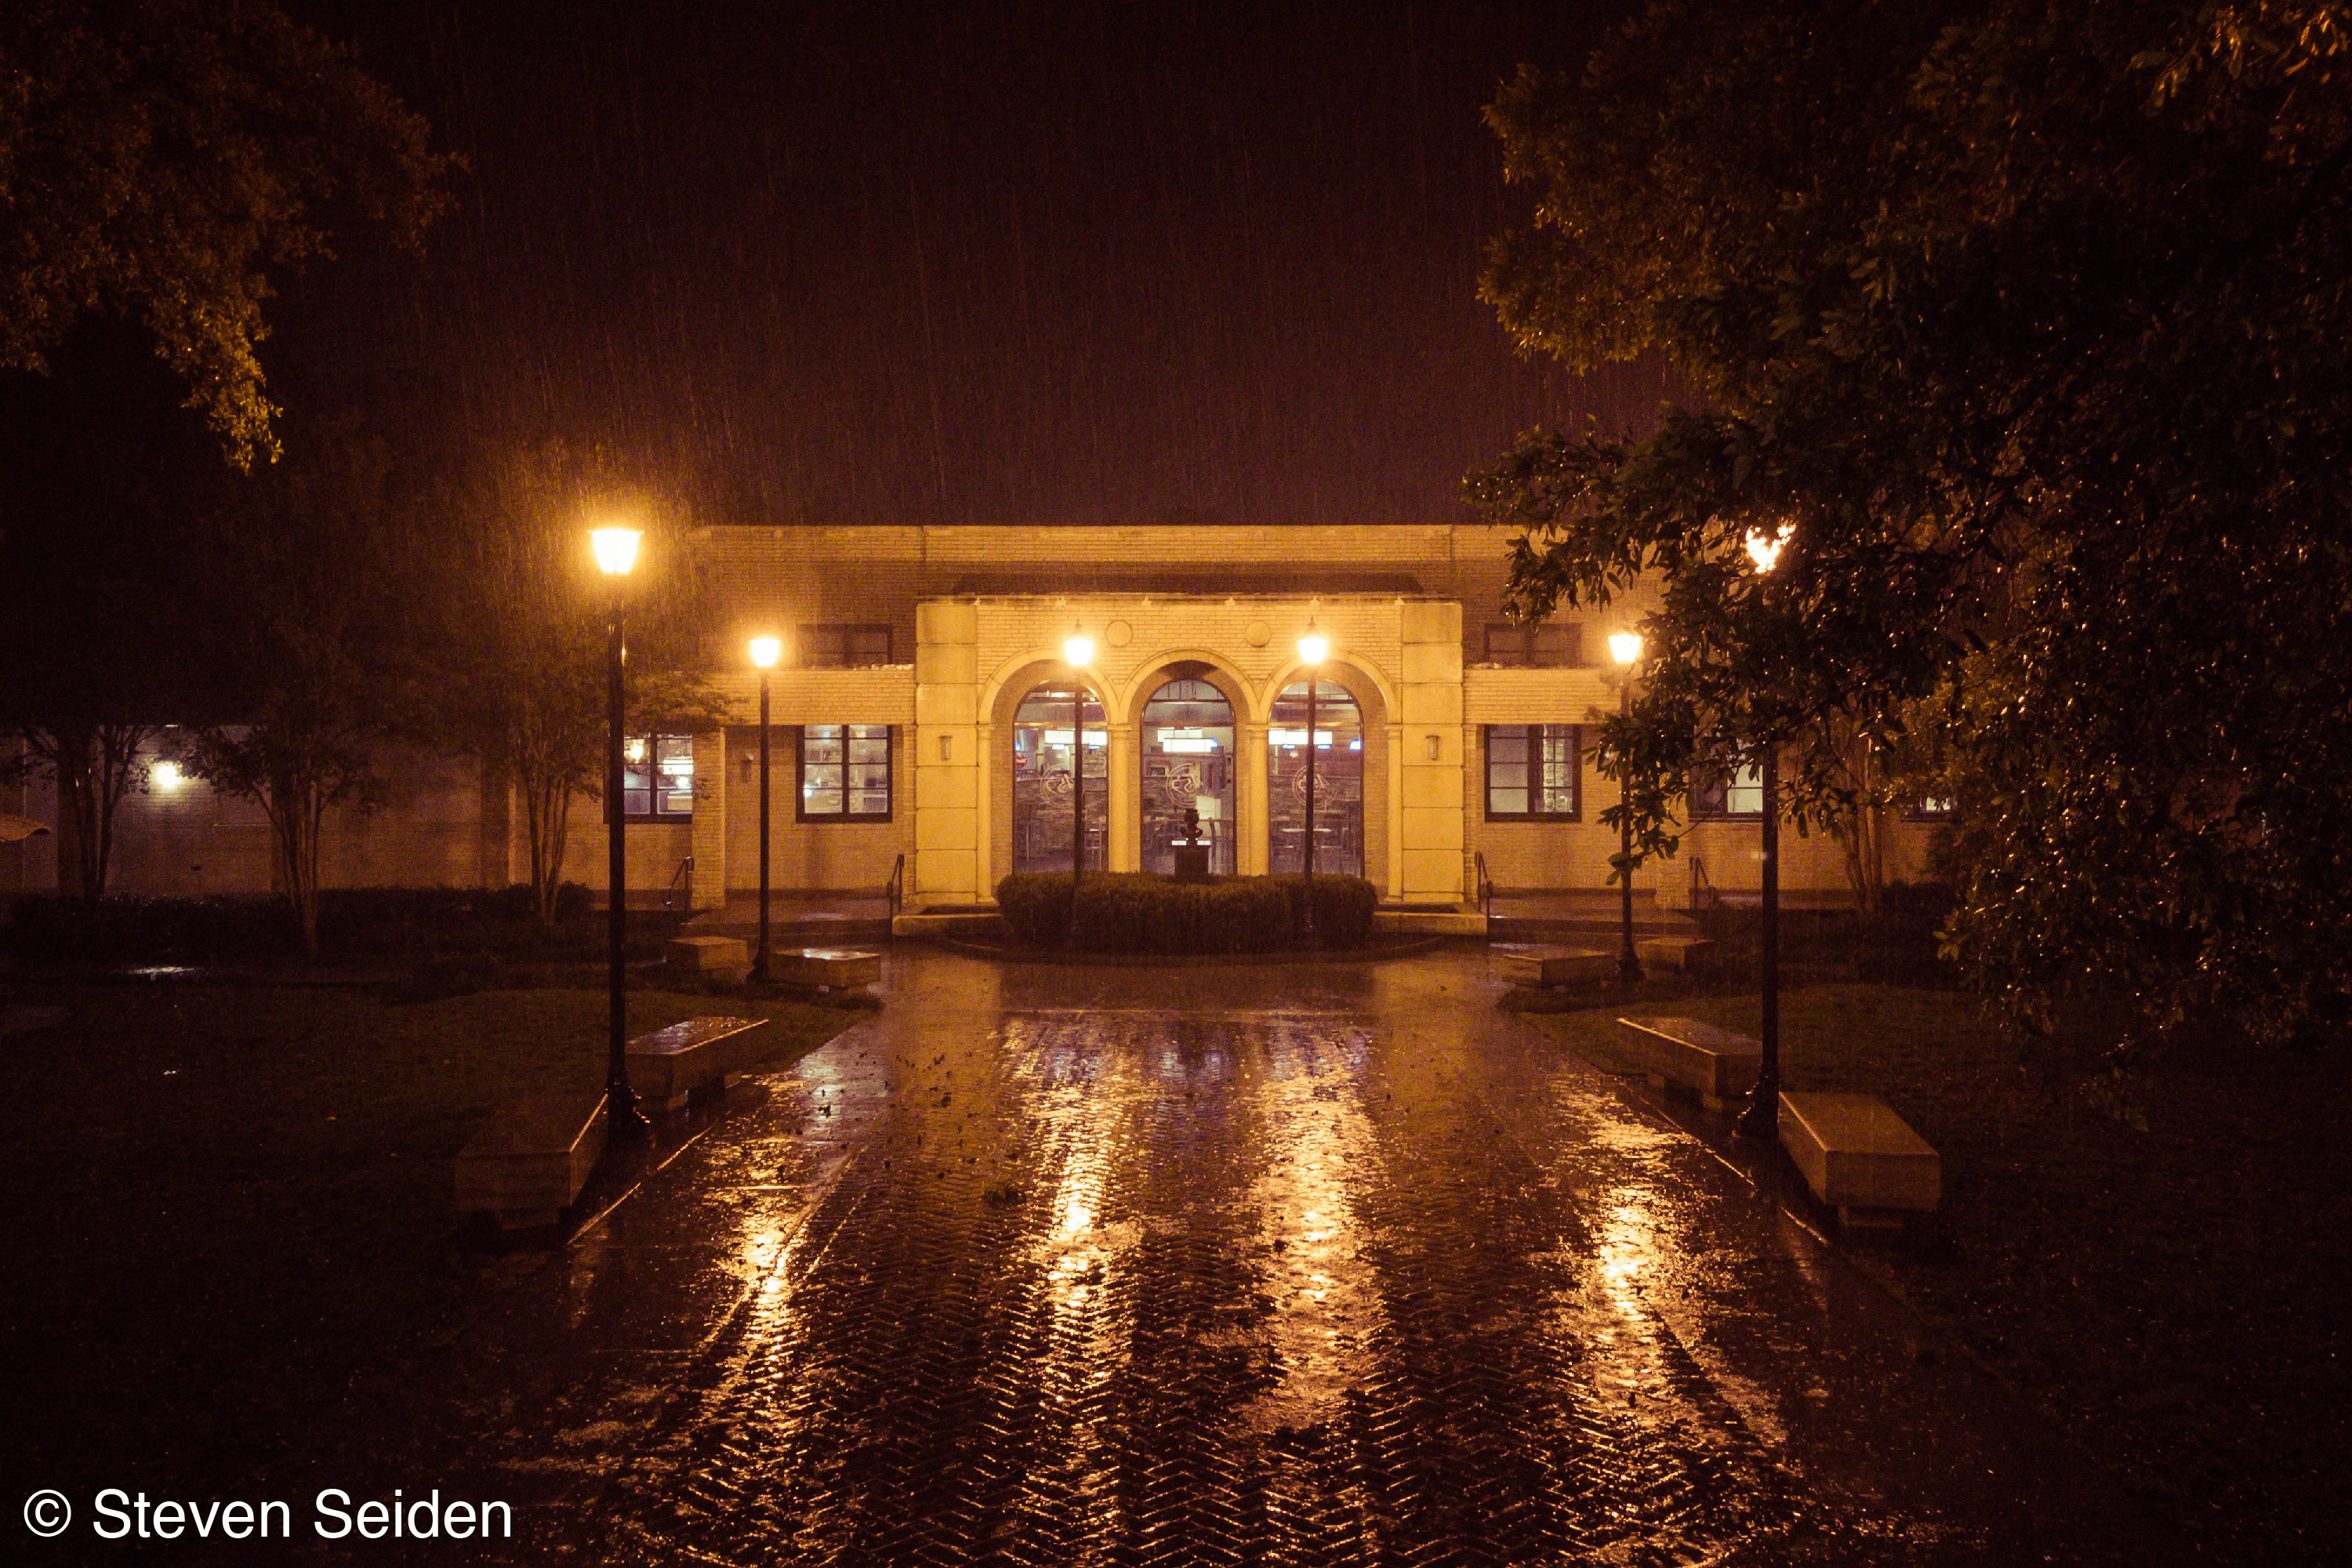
[1140,677,1236,875]
[1269,679,1363,877]
[1012,684,1108,873]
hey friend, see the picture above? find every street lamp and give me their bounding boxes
[748,635,782,982]
[1608,631,1644,983]
[591,525,648,1139]
[1063,629,1094,940]
[1297,622,1328,943]
[1733,524,1790,1142]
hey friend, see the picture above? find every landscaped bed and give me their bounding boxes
[996,870,1379,953]
[1535,984,2352,1567]
[0,982,854,1500]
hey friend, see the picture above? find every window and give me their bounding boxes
[1906,796,1956,822]
[797,624,893,668]
[798,724,893,820]
[623,735,695,820]
[1484,724,1581,819]
[1483,621,1581,668]
[1690,760,1765,820]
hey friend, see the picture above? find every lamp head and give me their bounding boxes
[1063,632,1094,668]
[1744,523,1791,575]
[749,635,782,670]
[1608,631,1643,666]
[590,527,642,576]
[1297,630,1329,666]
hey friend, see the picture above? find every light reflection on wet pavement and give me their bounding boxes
[318,950,2179,1565]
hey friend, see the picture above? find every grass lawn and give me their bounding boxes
[0,982,855,1497]
[1537,984,2352,1567]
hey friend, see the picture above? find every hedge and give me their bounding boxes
[993,871,1377,953]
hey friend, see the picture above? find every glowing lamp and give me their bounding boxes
[1298,630,1329,666]
[1744,524,1791,575]
[590,527,642,575]
[1608,631,1643,666]
[749,636,782,669]
[152,760,184,791]
[1063,633,1094,667]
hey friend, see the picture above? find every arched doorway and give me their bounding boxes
[1269,679,1363,876]
[1011,684,1106,873]
[1139,677,1236,874]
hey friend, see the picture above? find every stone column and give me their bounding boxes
[1398,601,1467,904]
[973,720,995,902]
[1107,721,1138,872]
[913,600,980,902]
[1238,720,1270,876]
[688,728,728,909]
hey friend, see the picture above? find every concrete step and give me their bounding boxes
[1490,913,1700,942]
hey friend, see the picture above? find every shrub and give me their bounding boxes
[993,870,1376,953]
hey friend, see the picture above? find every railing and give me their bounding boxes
[1473,850,1495,928]
[884,852,906,922]
[1689,855,1720,915]
[662,854,695,912]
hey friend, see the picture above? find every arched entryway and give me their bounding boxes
[1139,677,1237,874]
[1011,683,1106,873]
[1269,677,1363,876]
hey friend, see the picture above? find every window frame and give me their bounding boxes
[619,734,695,822]
[1482,621,1581,669]
[795,623,895,669]
[795,723,895,823]
[1689,759,1766,822]
[1482,724,1583,822]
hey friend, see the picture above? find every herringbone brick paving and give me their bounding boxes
[301,951,2181,1566]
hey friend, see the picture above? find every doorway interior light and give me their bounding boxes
[590,527,642,575]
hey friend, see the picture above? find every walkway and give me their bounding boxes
[300,950,2176,1565]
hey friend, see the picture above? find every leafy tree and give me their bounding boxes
[1469,1,2352,1055]
[0,0,448,463]
[421,444,727,924]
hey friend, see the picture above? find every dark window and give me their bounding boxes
[1483,621,1581,668]
[1690,760,1765,820]
[623,735,695,820]
[1484,724,1581,819]
[798,724,893,821]
[797,624,894,668]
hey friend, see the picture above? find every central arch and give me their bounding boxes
[1138,675,1238,874]
[1267,677,1364,876]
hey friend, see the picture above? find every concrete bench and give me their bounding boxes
[1614,1015,1762,1111]
[1635,934,1716,973]
[1778,1091,1941,1230]
[456,1090,608,1230]
[667,935,751,983]
[626,1014,771,1109]
[1493,943,1616,988]
[773,947,883,991]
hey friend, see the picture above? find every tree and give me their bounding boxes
[423,444,726,924]
[0,0,448,463]
[1469,2,2352,1055]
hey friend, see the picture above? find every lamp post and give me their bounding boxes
[1063,628,1094,944]
[591,526,648,1139]
[749,636,782,982]
[1607,630,1645,983]
[1734,525,1790,1142]
[1296,623,1328,943]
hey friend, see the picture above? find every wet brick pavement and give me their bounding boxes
[289,949,2180,1565]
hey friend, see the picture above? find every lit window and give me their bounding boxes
[1690,761,1765,820]
[1907,797,1956,822]
[1484,725,1581,819]
[623,735,695,820]
[799,724,892,821]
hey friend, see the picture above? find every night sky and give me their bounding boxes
[281,0,1668,529]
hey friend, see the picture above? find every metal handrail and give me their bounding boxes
[884,852,906,920]
[1690,855,1719,914]
[662,854,694,912]
[1473,850,1495,925]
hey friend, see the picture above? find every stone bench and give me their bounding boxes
[1777,1091,1941,1231]
[1635,934,1716,973]
[1493,943,1616,988]
[773,947,883,991]
[668,935,751,983]
[1614,1015,1762,1111]
[456,1090,608,1231]
[626,1014,771,1109]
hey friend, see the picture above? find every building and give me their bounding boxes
[1,524,1936,913]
